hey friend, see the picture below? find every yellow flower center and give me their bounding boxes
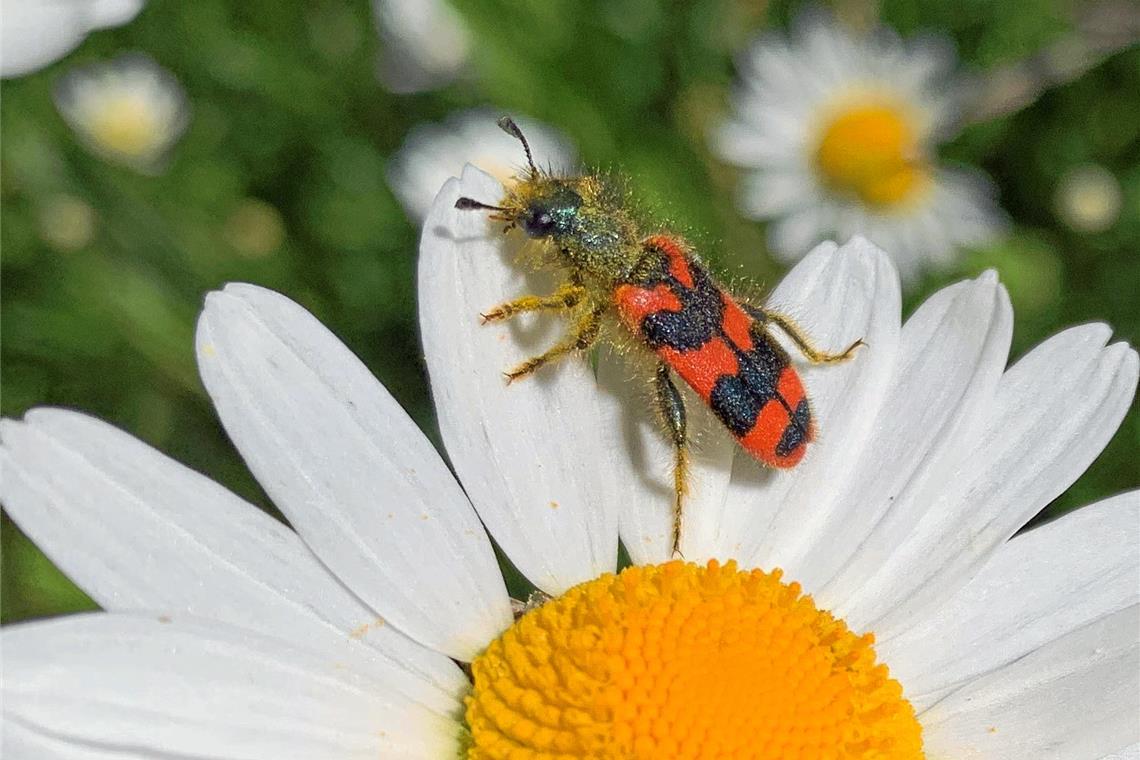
[814,103,930,208]
[464,560,923,759]
[86,93,164,160]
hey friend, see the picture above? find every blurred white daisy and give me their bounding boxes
[714,10,1007,283]
[54,53,189,175]
[388,109,575,221]
[2,167,1137,758]
[0,0,143,78]
[1055,164,1124,234]
[372,0,470,93]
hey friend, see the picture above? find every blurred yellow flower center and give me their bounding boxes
[814,104,930,208]
[86,94,163,159]
[464,560,923,759]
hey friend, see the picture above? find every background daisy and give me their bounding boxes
[713,9,1008,282]
[54,53,189,174]
[387,109,576,221]
[372,0,471,93]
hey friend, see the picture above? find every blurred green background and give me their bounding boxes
[2,0,1137,622]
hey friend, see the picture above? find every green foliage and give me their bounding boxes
[2,0,1137,622]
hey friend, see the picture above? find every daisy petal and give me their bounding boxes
[0,408,465,712]
[2,613,459,759]
[418,165,622,592]
[920,605,1139,760]
[767,206,832,261]
[740,169,822,218]
[711,238,901,563]
[599,343,737,564]
[777,269,1011,593]
[881,491,1140,710]
[196,283,510,661]
[836,325,1138,633]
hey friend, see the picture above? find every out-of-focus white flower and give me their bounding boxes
[2,169,1137,757]
[714,10,1007,283]
[38,194,97,252]
[223,198,287,258]
[1055,164,1124,233]
[54,53,189,174]
[0,0,144,78]
[387,109,576,221]
[372,0,470,93]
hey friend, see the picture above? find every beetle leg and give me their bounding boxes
[481,283,586,323]
[503,302,604,382]
[654,362,688,557]
[743,305,864,364]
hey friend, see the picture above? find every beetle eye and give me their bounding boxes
[522,207,556,238]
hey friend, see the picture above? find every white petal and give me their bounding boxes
[0,408,465,713]
[740,169,822,219]
[88,0,145,27]
[418,165,623,592]
[766,206,831,261]
[0,0,145,78]
[196,283,510,661]
[0,1,87,78]
[707,238,901,564]
[2,613,459,759]
[882,491,1140,710]
[920,605,1140,760]
[791,271,1012,599]
[838,325,1138,634]
[599,343,736,565]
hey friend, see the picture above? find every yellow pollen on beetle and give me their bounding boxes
[84,93,165,160]
[814,103,930,208]
[464,560,924,759]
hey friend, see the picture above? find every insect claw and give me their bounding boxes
[481,307,508,323]
[843,338,868,359]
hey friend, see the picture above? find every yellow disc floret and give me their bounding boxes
[814,103,931,208]
[85,92,166,161]
[465,560,923,759]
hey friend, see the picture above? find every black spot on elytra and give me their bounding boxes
[637,252,723,351]
[775,399,812,457]
[710,373,761,436]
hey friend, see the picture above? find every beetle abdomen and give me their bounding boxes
[614,235,813,467]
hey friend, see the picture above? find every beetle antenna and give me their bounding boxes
[497,116,538,175]
[455,197,507,211]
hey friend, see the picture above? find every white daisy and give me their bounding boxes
[2,166,1137,758]
[372,0,471,94]
[713,10,1007,283]
[1055,164,1124,234]
[54,53,189,175]
[0,0,143,78]
[388,109,576,221]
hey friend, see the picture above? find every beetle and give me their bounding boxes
[456,117,862,554]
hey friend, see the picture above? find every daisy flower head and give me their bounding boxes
[1055,164,1124,234]
[372,0,471,94]
[2,165,1137,758]
[388,109,576,221]
[713,9,1007,283]
[54,53,189,175]
[0,0,144,78]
